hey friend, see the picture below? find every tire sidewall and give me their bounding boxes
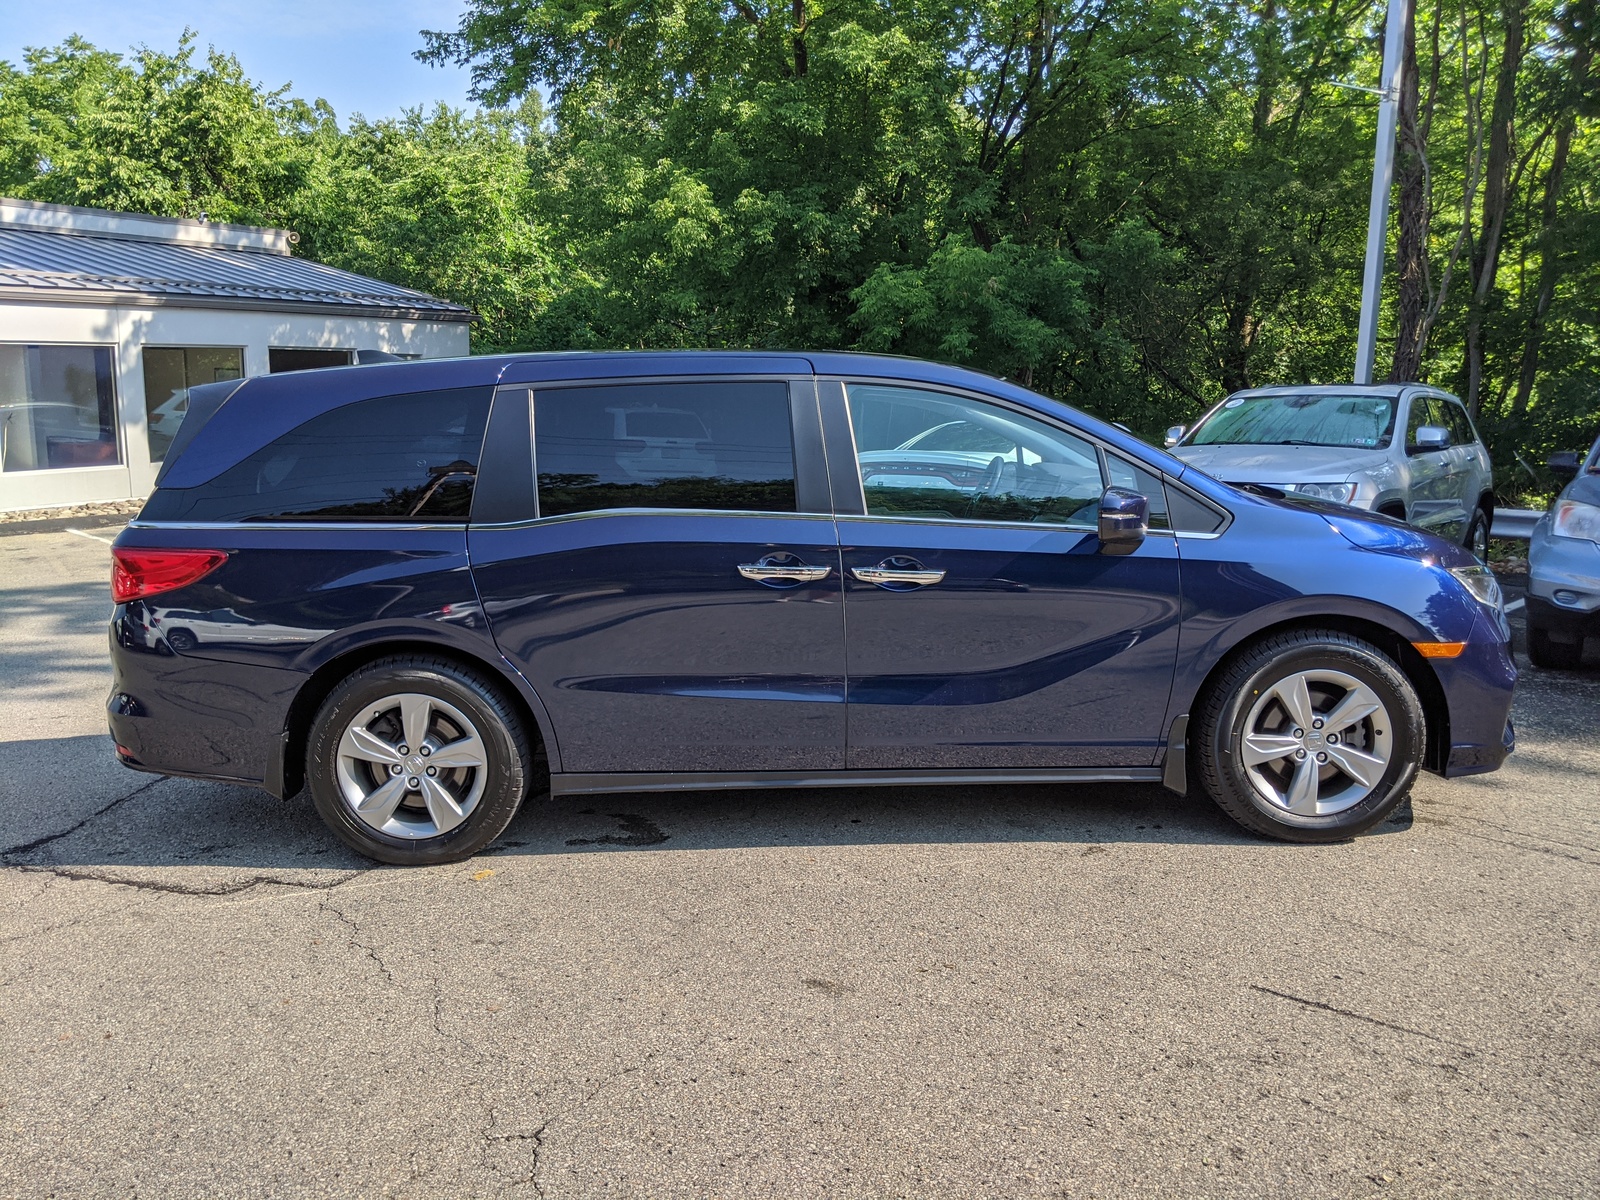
[1466,509,1490,560]
[308,662,527,865]
[1214,641,1422,837]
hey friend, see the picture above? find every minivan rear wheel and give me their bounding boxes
[1195,630,1423,842]
[306,656,533,865]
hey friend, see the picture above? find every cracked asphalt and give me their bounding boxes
[2,524,1597,1199]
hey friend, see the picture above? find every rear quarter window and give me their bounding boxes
[142,387,493,523]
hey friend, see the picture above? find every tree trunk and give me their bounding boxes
[1390,1,1428,381]
[1510,5,1592,417]
[1463,1,1526,417]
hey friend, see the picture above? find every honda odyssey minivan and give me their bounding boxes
[108,353,1516,864]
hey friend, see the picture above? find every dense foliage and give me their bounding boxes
[2,5,1595,494]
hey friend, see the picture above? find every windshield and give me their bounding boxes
[1187,393,1396,450]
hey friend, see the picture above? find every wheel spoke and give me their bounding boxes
[399,694,432,753]
[1323,684,1382,735]
[1283,754,1321,815]
[1271,674,1316,732]
[355,775,409,823]
[426,734,485,771]
[339,724,401,766]
[420,776,467,834]
[1242,733,1301,766]
[1325,742,1385,790]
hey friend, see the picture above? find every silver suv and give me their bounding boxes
[1166,384,1494,558]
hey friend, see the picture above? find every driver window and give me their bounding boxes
[845,383,1105,525]
[1405,397,1442,452]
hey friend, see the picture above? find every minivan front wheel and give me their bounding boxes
[1195,630,1423,842]
[307,656,534,865]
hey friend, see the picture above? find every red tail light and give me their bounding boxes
[111,548,229,604]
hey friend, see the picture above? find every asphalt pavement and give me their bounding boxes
[2,523,1596,1199]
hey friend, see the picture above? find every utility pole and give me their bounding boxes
[1353,0,1413,384]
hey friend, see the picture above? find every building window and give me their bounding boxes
[269,348,353,373]
[0,344,119,472]
[142,347,244,461]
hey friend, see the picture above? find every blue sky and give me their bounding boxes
[0,1,482,123]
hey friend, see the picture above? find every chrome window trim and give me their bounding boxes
[128,519,469,532]
[832,511,1101,535]
[470,508,837,532]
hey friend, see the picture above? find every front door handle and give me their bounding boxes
[738,560,832,583]
[850,565,946,588]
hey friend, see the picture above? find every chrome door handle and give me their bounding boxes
[738,562,832,583]
[851,566,946,587]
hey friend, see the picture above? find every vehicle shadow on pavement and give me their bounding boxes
[0,579,115,700]
[3,735,1418,884]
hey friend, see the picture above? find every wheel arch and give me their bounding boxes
[266,638,559,799]
[1185,614,1451,777]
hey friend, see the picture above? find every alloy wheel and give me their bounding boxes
[334,692,489,839]
[1239,669,1394,818]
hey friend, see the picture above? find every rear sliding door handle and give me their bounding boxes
[850,566,946,588]
[738,561,832,583]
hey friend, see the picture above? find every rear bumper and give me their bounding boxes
[107,614,302,788]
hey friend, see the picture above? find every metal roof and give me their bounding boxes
[0,221,473,322]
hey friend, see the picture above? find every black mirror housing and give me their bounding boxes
[1098,487,1148,555]
[1548,450,1580,481]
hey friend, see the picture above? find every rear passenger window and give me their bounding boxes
[534,382,796,517]
[142,388,492,523]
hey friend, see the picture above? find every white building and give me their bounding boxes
[0,198,473,513]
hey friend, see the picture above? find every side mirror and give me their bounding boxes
[1547,450,1580,481]
[1164,425,1186,448]
[1098,487,1148,555]
[1413,424,1451,452]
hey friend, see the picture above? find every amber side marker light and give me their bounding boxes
[111,548,229,604]
[1412,641,1467,659]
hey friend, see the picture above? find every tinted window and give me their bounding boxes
[1441,399,1477,447]
[535,382,796,517]
[143,387,491,522]
[1165,486,1227,534]
[1188,393,1396,450]
[1106,455,1171,531]
[848,384,1104,525]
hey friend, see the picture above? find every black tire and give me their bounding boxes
[165,628,198,652]
[1194,629,1424,843]
[306,656,534,865]
[1527,622,1583,670]
[1463,506,1490,561]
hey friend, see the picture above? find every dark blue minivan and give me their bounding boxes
[108,352,1516,863]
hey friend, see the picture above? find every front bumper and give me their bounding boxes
[1528,523,1600,640]
[1430,613,1518,779]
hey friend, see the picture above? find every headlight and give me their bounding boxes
[1283,481,1357,504]
[1552,499,1600,544]
[1449,563,1504,612]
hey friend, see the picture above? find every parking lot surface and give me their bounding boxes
[2,523,1597,1199]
